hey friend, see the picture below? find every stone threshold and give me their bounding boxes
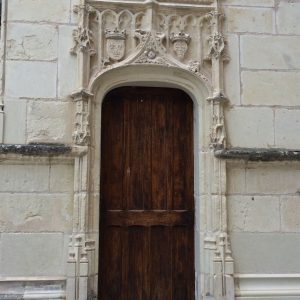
[215,148,300,162]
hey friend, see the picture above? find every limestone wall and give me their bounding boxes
[222,0,300,297]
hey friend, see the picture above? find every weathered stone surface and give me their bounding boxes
[230,232,300,273]
[225,7,274,33]
[245,164,300,194]
[3,99,26,144]
[281,196,300,233]
[242,71,300,106]
[241,35,300,70]
[0,164,49,192]
[6,61,57,98]
[227,166,246,194]
[0,233,65,276]
[0,143,72,156]
[222,0,275,6]
[215,148,300,162]
[58,25,78,98]
[7,0,71,23]
[224,34,240,105]
[50,164,74,192]
[275,109,300,149]
[0,193,73,232]
[26,101,72,144]
[225,107,274,148]
[6,23,58,61]
[228,195,280,232]
[277,0,300,35]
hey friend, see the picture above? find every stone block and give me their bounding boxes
[0,233,65,276]
[227,166,246,194]
[224,34,240,105]
[6,23,58,61]
[277,0,300,35]
[281,196,300,233]
[230,232,300,273]
[242,71,300,106]
[225,7,274,33]
[6,61,57,98]
[50,164,74,193]
[58,25,78,98]
[228,195,280,232]
[0,164,49,192]
[245,164,300,194]
[241,35,300,70]
[225,107,274,148]
[222,0,275,6]
[7,0,70,23]
[26,100,72,144]
[0,112,3,142]
[3,99,26,144]
[275,109,300,149]
[0,193,73,232]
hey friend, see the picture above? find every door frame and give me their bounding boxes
[89,65,209,299]
[69,64,227,299]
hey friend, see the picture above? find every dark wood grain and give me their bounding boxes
[99,87,194,300]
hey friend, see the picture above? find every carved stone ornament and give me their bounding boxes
[70,26,96,56]
[69,2,234,299]
[170,31,191,60]
[207,32,225,60]
[105,28,127,61]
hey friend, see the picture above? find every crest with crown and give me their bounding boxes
[105,28,126,40]
[170,31,191,44]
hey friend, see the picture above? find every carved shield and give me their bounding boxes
[173,40,188,60]
[106,38,125,61]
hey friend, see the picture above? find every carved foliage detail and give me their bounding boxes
[71,26,96,56]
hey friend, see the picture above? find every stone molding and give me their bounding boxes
[215,148,300,162]
[0,143,72,156]
[235,274,300,299]
[0,278,66,300]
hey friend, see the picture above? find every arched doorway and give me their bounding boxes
[99,86,195,299]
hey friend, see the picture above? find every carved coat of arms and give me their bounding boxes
[170,31,191,60]
[105,28,126,61]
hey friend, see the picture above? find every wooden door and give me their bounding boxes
[99,87,194,300]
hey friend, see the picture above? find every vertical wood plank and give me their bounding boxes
[99,226,122,299]
[101,93,124,210]
[151,96,167,209]
[150,226,172,300]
